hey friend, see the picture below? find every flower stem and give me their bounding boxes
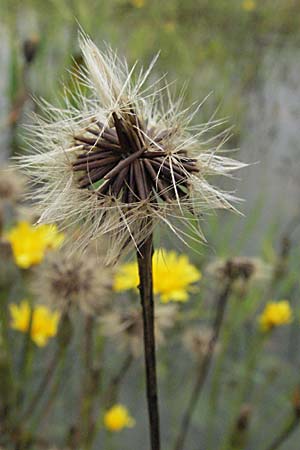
[264,415,300,450]
[104,353,133,408]
[173,281,232,450]
[137,233,160,450]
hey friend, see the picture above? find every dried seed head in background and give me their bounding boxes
[32,245,113,316]
[182,326,215,359]
[207,257,271,283]
[101,304,178,357]
[18,31,245,262]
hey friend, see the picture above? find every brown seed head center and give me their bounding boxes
[72,111,199,204]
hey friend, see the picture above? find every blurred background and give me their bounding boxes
[1,1,300,449]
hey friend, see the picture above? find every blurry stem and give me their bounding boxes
[29,314,73,433]
[173,280,232,450]
[104,353,133,408]
[264,414,300,450]
[24,345,63,417]
[22,313,70,421]
[137,231,160,450]
[220,332,265,450]
[91,351,132,444]
[16,308,34,408]
[80,316,96,448]
[37,355,68,426]
[0,289,15,433]
[206,296,241,450]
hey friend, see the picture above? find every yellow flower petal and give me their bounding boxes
[259,300,292,332]
[114,249,201,303]
[9,300,60,346]
[6,222,64,269]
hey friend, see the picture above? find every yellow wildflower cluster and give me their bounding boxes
[259,301,292,332]
[104,404,135,432]
[114,249,201,302]
[10,300,60,347]
[6,221,64,269]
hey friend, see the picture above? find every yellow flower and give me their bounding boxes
[9,300,60,347]
[114,249,201,302]
[104,404,135,432]
[163,21,176,33]
[6,221,64,269]
[114,261,139,292]
[131,0,145,8]
[259,301,292,332]
[242,0,256,11]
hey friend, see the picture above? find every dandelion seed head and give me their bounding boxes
[101,304,177,357]
[182,326,216,359]
[32,246,112,316]
[17,32,245,262]
[207,256,270,283]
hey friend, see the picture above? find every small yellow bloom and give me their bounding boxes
[242,0,256,11]
[114,249,201,302]
[104,404,135,432]
[6,221,64,269]
[163,21,176,33]
[131,0,145,8]
[259,301,292,332]
[10,300,60,347]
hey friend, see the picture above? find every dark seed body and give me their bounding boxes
[73,113,198,204]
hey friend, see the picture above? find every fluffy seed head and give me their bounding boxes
[32,246,113,316]
[182,326,216,359]
[18,32,245,262]
[206,256,271,283]
[101,304,177,357]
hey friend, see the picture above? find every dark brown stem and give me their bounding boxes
[137,231,160,450]
[173,281,232,450]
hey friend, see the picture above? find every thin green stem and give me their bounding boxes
[104,353,133,408]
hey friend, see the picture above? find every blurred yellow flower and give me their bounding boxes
[259,301,292,332]
[114,261,139,292]
[6,221,64,269]
[163,21,176,33]
[131,0,145,8]
[9,300,60,347]
[242,0,256,11]
[104,404,135,432]
[114,249,201,302]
